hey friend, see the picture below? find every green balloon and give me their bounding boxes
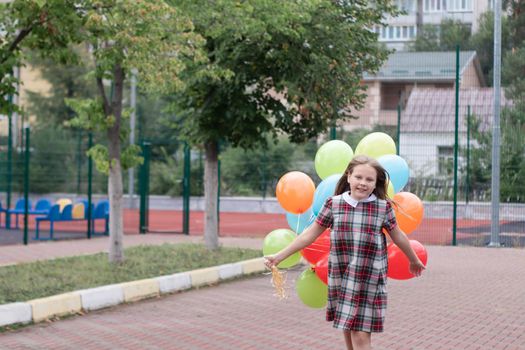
[262,229,301,268]
[354,132,396,159]
[295,268,328,308]
[314,140,354,180]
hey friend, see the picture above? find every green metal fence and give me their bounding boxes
[2,41,524,248]
[336,46,524,248]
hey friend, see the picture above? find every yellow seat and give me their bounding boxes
[56,198,72,212]
[72,203,85,219]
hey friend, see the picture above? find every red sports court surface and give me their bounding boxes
[6,209,524,247]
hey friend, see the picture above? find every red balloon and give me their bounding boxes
[387,240,428,280]
[315,228,331,246]
[302,245,327,265]
[301,229,330,265]
[314,253,329,285]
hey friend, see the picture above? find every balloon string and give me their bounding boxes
[296,212,301,233]
[309,212,315,225]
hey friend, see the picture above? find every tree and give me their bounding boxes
[220,137,295,197]
[0,1,86,115]
[504,0,525,49]
[1,1,205,263]
[63,1,205,263]
[470,11,511,86]
[410,19,472,52]
[467,43,525,202]
[439,19,472,50]
[167,0,399,249]
[410,24,440,51]
[25,49,97,126]
[467,106,525,202]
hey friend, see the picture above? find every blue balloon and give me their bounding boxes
[377,154,410,193]
[286,207,315,234]
[312,174,341,216]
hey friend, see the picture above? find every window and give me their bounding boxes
[448,0,472,11]
[377,25,417,41]
[438,146,454,176]
[424,0,446,12]
[409,26,416,38]
[395,0,416,13]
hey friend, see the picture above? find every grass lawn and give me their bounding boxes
[0,243,262,304]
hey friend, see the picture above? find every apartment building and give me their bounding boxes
[376,0,494,51]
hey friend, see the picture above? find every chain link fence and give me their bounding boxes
[2,45,524,248]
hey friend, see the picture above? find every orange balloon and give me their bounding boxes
[392,192,424,234]
[276,171,315,214]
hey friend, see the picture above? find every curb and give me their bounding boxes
[0,257,266,328]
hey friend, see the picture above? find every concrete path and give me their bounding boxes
[0,243,524,349]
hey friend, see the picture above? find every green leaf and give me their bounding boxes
[34,0,46,9]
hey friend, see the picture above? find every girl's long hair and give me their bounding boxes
[334,155,391,200]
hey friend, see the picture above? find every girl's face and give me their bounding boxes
[347,164,377,200]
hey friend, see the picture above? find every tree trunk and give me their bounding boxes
[204,141,219,250]
[108,158,124,263]
[107,64,125,263]
[416,0,423,35]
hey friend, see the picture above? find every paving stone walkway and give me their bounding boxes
[0,240,524,349]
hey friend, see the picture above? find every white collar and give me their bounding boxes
[342,192,377,208]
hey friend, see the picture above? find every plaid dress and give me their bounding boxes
[315,192,397,333]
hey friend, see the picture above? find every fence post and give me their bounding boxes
[23,125,30,245]
[139,141,150,234]
[76,129,82,194]
[87,132,93,239]
[183,142,190,235]
[489,0,502,247]
[396,103,401,155]
[330,125,336,140]
[217,153,221,235]
[452,45,460,246]
[6,102,12,228]
[261,154,267,199]
[466,105,471,204]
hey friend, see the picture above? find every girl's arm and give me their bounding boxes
[389,225,426,276]
[264,222,326,268]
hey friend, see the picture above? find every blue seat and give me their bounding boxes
[0,201,7,228]
[7,198,32,229]
[4,198,51,229]
[60,204,73,220]
[35,205,61,240]
[32,199,52,215]
[33,200,110,240]
[92,200,109,235]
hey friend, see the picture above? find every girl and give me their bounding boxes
[265,155,425,350]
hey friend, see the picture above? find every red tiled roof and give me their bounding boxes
[401,88,512,133]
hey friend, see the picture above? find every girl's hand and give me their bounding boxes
[264,255,281,269]
[409,259,426,277]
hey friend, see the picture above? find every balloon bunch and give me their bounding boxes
[263,132,428,308]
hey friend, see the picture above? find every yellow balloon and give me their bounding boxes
[354,132,396,159]
[314,140,354,180]
[387,181,395,199]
